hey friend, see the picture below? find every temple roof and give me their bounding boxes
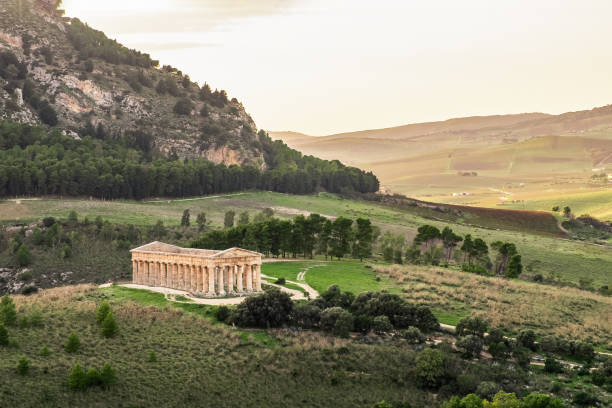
[130,241,262,259]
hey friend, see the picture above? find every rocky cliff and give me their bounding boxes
[0,0,264,167]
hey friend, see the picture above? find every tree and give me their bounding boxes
[180,209,190,227]
[99,363,117,387]
[102,311,118,337]
[38,101,58,126]
[329,217,353,259]
[414,225,441,253]
[0,295,17,326]
[415,348,445,388]
[562,206,572,218]
[196,212,208,231]
[318,219,332,260]
[457,335,483,359]
[96,301,111,324]
[16,244,32,266]
[234,289,293,328]
[506,254,522,278]
[68,210,78,224]
[441,227,462,262]
[483,391,521,408]
[65,333,81,353]
[551,206,560,212]
[224,210,235,228]
[0,324,8,346]
[238,211,250,226]
[354,218,373,261]
[320,307,354,337]
[371,315,393,334]
[17,355,30,375]
[490,242,517,276]
[456,316,488,338]
[517,329,537,351]
[68,363,87,389]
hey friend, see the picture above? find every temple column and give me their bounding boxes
[150,262,156,286]
[173,263,178,288]
[164,263,169,287]
[190,264,197,292]
[217,265,226,296]
[236,265,243,293]
[160,263,165,287]
[246,264,253,292]
[255,264,262,291]
[226,264,234,294]
[132,260,137,283]
[156,262,161,286]
[208,266,215,295]
[200,266,206,292]
[181,264,187,290]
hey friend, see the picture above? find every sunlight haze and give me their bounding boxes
[61,0,612,135]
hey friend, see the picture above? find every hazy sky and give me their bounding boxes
[61,0,612,136]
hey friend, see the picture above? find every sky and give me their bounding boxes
[61,0,612,136]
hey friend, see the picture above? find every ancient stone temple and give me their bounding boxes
[130,242,262,297]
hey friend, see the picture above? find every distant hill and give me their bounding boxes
[270,106,612,198]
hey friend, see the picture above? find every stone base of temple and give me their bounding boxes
[190,290,264,299]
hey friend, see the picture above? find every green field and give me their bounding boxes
[2,192,611,288]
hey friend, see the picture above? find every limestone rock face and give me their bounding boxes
[0,0,265,167]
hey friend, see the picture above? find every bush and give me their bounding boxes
[544,357,564,374]
[102,311,118,337]
[350,292,438,331]
[173,98,194,115]
[61,243,72,259]
[99,363,117,387]
[456,335,483,359]
[290,303,321,329]
[415,348,445,388]
[38,101,58,126]
[17,356,30,376]
[42,217,56,227]
[320,307,354,337]
[572,391,598,407]
[321,285,355,309]
[20,285,38,295]
[522,393,565,408]
[16,244,32,266]
[147,351,157,363]
[475,381,499,400]
[371,315,393,334]
[0,295,17,326]
[96,301,111,324]
[0,324,8,346]
[214,306,231,323]
[399,326,425,344]
[233,289,293,328]
[65,333,81,353]
[274,277,286,285]
[40,345,51,356]
[513,347,531,369]
[517,329,537,351]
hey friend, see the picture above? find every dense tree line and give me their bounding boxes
[67,18,158,68]
[191,212,374,260]
[0,121,379,198]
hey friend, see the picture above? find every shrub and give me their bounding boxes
[17,356,30,376]
[38,101,58,126]
[544,357,564,374]
[85,368,102,386]
[371,315,393,334]
[102,311,118,337]
[214,306,231,323]
[513,347,531,369]
[0,324,8,346]
[16,244,32,266]
[414,348,445,388]
[350,292,438,331]
[68,363,87,390]
[65,333,81,353]
[21,285,38,295]
[274,277,286,285]
[522,393,565,408]
[321,285,355,309]
[42,217,56,227]
[456,335,483,359]
[96,301,111,324]
[290,304,321,329]
[399,326,425,344]
[147,351,157,363]
[233,289,293,328]
[517,329,537,351]
[40,345,51,356]
[0,295,17,326]
[572,392,598,407]
[99,363,117,387]
[475,381,499,400]
[173,98,194,115]
[455,316,488,338]
[61,243,72,259]
[353,314,373,333]
[320,307,354,337]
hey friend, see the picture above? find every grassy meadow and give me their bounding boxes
[2,192,610,288]
[374,264,612,349]
[0,285,435,408]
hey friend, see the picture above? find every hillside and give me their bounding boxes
[0,0,262,166]
[270,106,612,213]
